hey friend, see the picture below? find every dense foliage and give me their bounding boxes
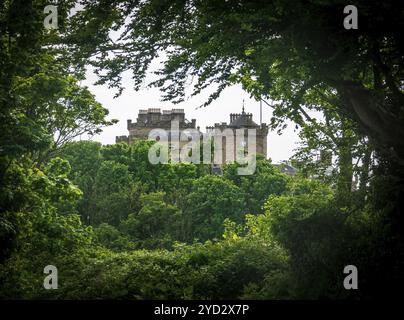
[0,138,397,299]
[1,0,403,300]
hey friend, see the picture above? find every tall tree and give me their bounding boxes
[184,175,246,241]
[0,0,114,261]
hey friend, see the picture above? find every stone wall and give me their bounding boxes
[116,108,269,164]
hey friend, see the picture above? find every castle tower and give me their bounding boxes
[206,103,268,163]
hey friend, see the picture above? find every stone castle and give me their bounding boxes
[116,106,269,162]
[116,108,197,146]
[205,106,268,160]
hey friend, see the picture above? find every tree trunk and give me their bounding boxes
[336,81,404,166]
[359,144,372,202]
[336,121,354,198]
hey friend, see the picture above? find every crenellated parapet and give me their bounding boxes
[116,105,269,159]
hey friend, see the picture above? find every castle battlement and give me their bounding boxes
[116,106,269,159]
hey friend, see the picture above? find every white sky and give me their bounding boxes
[82,63,301,163]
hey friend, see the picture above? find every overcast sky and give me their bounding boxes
[82,62,301,163]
